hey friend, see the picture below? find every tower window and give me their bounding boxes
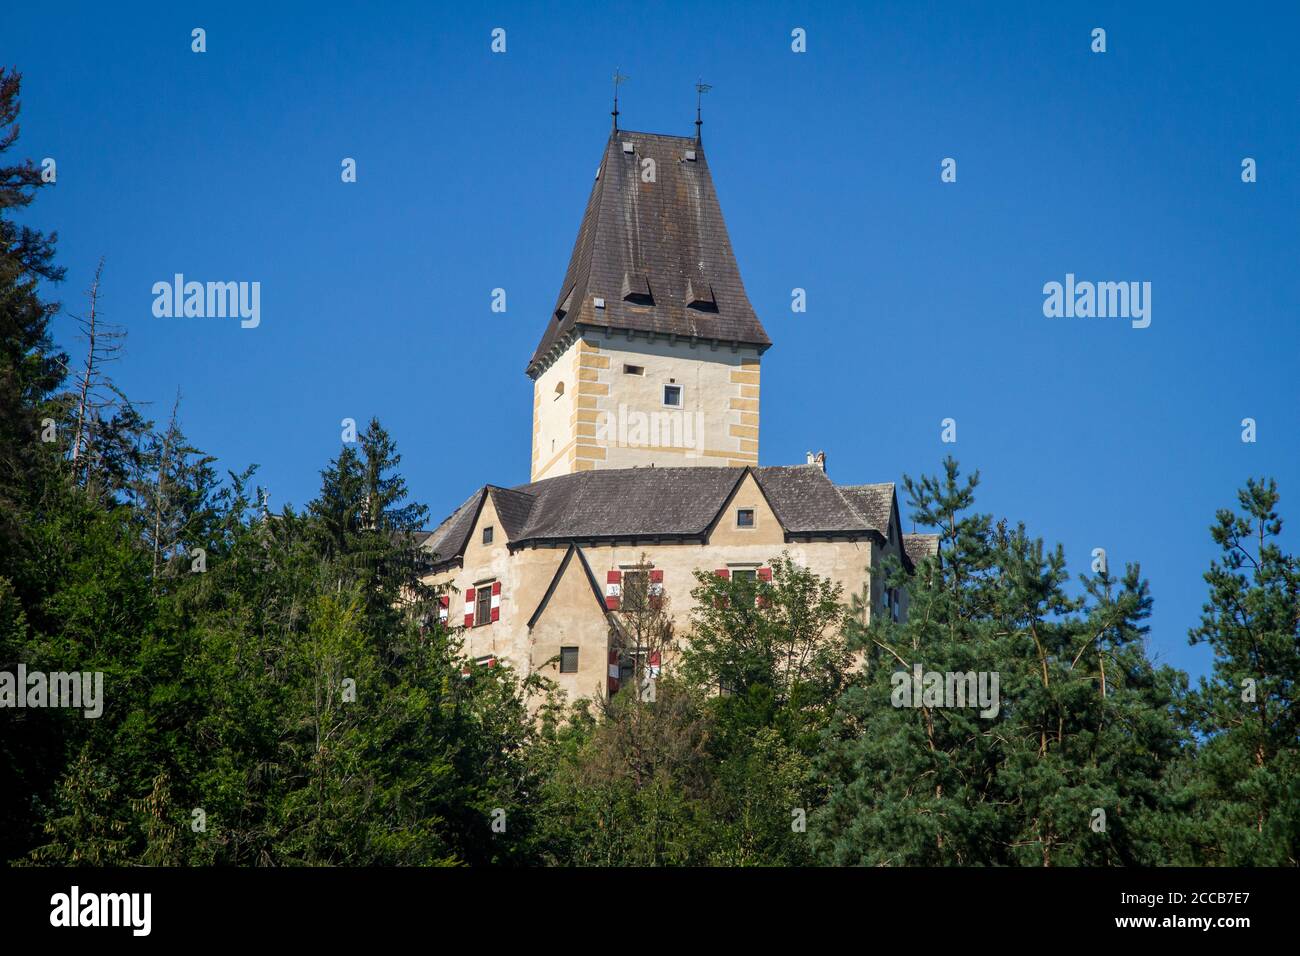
[663,384,682,407]
[623,364,644,376]
[560,646,579,673]
[736,508,755,528]
[482,526,494,545]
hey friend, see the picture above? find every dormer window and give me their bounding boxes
[555,286,574,321]
[685,277,718,312]
[622,272,653,305]
[736,508,755,528]
[482,526,494,545]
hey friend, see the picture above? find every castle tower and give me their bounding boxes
[527,129,771,481]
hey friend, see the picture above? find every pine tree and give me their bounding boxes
[1186,478,1299,865]
[814,458,1186,865]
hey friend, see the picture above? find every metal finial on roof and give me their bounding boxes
[694,79,712,141]
[612,69,629,130]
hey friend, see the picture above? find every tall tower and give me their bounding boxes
[527,129,771,481]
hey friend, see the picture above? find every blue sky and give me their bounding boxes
[9,1,1298,680]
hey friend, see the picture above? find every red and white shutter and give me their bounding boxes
[438,595,449,624]
[649,569,664,608]
[757,567,772,607]
[491,581,501,622]
[607,649,620,694]
[463,588,476,628]
[605,570,622,610]
[648,650,661,678]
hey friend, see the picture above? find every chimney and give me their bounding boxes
[814,450,827,473]
[805,451,815,466]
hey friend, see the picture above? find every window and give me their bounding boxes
[560,646,579,673]
[482,526,494,545]
[730,568,759,606]
[622,570,648,612]
[619,647,649,685]
[883,587,900,623]
[475,585,493,626]
[663,384,682,407]
[623,364,644,375]
[736,508,755,528]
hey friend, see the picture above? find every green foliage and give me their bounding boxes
[1184,478,1300,865]
[814,458,1189,866]
[1,67,1295,868]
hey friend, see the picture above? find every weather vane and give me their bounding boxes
[612,69,629,129]
[695,78,713,140]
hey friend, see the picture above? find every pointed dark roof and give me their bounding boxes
[528,130,771,377]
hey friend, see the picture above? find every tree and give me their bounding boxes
[607,551,676,704]
[1185,478,1300,865]
[683,552,851,755]
[815,458,1187,866]
[537,677,719,866]
[0,67,67,593]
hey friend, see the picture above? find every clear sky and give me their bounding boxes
[9,1,1298,681]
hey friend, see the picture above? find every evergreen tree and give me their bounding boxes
[1185,478,1299,865]
[814,458,1187,865]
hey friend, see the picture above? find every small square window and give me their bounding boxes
[560,646,579,673]
[736,508,755,528]
[663,384,682,407]
[482,526,494,544]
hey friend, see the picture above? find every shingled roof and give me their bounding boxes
[837,483,895,533]
[422,465,899,570]
[902,533,941,568]
[527,130,771,377]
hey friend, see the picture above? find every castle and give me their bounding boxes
[419,122,935,702]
